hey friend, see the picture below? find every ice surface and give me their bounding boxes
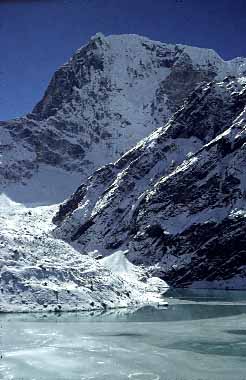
[1,290,246,380]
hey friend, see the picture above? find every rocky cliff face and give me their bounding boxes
[1,33,246,186]
[54,76,246,287]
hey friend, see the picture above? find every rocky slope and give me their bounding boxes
[1,33,246,187]
[54,76,246,288]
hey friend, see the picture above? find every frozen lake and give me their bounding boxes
[1,289,246,380]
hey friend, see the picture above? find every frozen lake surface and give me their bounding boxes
[1,289,246,380]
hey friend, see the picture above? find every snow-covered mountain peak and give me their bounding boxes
[30,32,246,130]
[1,33,246,189]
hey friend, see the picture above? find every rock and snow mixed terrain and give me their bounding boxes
[54,77,246,288]
[1,33,246,312]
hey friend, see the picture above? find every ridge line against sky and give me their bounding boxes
[0,0,245,120]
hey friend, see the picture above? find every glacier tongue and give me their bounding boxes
[0,178,167,313]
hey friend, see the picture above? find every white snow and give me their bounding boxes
[101,251,167,287]
[101,250,140,278]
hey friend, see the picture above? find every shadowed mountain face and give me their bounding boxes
[1,33,246,288]
[1,33,245,186]
[54,76,246,287]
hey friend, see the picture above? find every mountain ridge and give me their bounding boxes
[54,75,246,288]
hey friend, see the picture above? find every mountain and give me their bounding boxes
[54,76,246,288]
[1,33,246,307]
[1,33,246,189]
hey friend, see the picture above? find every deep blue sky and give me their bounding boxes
[1,0,246,120]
